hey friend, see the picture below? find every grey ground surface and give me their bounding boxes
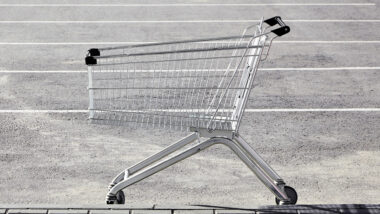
[0,205,379,214]
[0,0,379,208]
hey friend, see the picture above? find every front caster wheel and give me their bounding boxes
[275,186,297,205]
[106,191,125,204]
[116,191,125,204]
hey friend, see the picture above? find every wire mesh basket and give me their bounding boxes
[86,17,289,132]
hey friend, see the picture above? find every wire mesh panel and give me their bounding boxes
[86,18,286,131]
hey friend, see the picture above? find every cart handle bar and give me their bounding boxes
[92,44,268,59]
[263,16,290,37]
[97,34,265,52]
[89,16,288,52]
[85,16,290,65]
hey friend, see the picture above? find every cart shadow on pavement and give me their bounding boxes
[193,203,380,213]
[0,204,379,214]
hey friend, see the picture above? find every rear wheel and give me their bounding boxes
[115,191,125,204]
[106,191,125,204]
[275,186,297,205]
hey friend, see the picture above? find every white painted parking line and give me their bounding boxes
[0,3,375,7]
[0,20,380,24]
[1,41,380,45]
[1,108,379,113]
[0,70,85,73]
[1,67,379,73]
[0,110,88,113]
[260,67,380,71]
[245,108,380,112]
[275,41,380,44]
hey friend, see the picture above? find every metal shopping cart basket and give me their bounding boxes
[85,16,297,205]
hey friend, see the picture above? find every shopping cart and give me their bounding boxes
[85,16,297,205]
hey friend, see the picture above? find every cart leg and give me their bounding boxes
[108,171,125,190]
[234,134,297,205]
[108,133,198,190]
[106,137,290,204]
[233,134,284,184]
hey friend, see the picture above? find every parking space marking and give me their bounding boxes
[0,3,375,7]
[276,41,380,44]
[1,108,379,113]
[1,67,379,73]
[260,67,380,71]
[1,41,380,45]
[245,108,380,112]
[1,20,380,24]
[0,70,85,73]
[0,110,88,113]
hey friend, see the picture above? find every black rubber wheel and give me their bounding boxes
[115,191,125,204]
[275,186,297,205]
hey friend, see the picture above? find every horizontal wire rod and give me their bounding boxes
[97,35,269,51]
[1,108,380,113]
[0,3,375,7]
[89,87,249,90]
[1,20,380,24]
[96,45,267,58]
[1,41,380,45]
[1,67,380,73]
[93,54,262,66]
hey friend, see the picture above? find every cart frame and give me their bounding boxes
[85,16,296,205]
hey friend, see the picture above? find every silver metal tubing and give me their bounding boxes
[89,87,250,90]
[234,36,266,133]
[109,133,198,187]
[91,110,236,122]
[86,17,295,204]
[127,132,198,176]
[109,171,125,188]
[108,137,289,201]
[93,54,264,67]
[97,16,290,52]
[233,134,283,182]
[260,37,276,61]
[206,34,262,130]
[98,33,270,51]
[229,35,263,131]
[87,67,94,119]
[96,45,269,59]
[87,18,289,132]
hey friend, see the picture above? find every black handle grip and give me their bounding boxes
[264,16,290,37]
[85,48,100,65]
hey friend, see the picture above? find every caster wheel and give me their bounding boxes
[275,186,297,205]
[106,191,125,204]
[115,191,125,204]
